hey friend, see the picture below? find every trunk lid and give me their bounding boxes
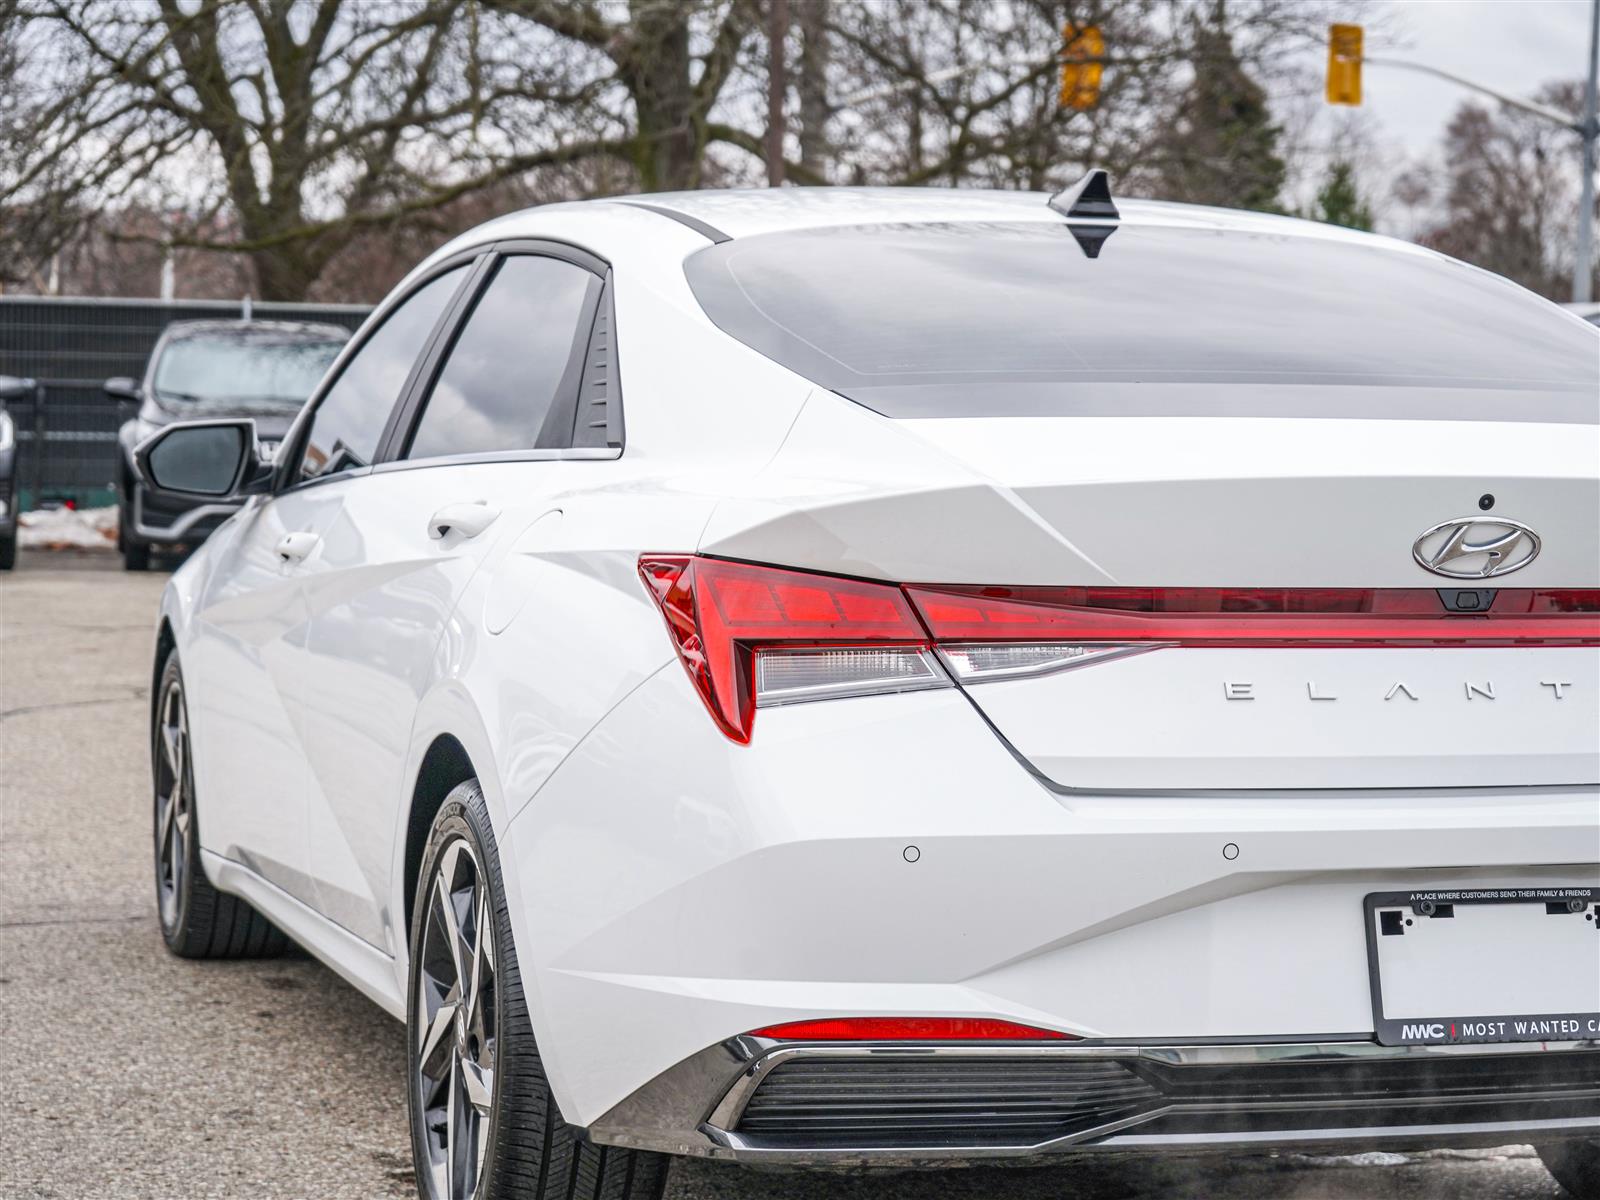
[699,400,1599,790]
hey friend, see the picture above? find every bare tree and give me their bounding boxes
[4,0,1371,300]
[765,0,790,185]
[1422,83,1590,301]
[1391,165,1433,241]
[5,0,773,298]
[817,0,1354,197]
[795,0,830,179]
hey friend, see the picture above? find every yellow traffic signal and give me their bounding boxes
[1060,24,1104,111]
[1327,23,1363,106]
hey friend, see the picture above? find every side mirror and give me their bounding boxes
[103,376,141,401]
[133,419,272,499]
[0,375,35,403]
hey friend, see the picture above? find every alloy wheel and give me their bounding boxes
[154,673,191,932]
[416,837,498,1200]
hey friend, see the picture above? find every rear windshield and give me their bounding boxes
[685,221,1599,422]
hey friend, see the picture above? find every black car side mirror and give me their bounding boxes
[0,374,35,403]
[103,376,141,401]
[133,419,274,500]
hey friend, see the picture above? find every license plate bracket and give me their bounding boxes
[1364,886,1600,1046]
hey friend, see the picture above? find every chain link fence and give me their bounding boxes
[0,295,371,510]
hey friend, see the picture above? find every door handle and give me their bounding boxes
[428,501,500,541]
[275,531,320,564]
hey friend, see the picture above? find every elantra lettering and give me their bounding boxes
[1223,680,1574,701]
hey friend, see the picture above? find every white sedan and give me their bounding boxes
[138,182,1600,1200]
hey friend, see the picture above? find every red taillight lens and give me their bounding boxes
[638,556,932,743]
[908,586,1600,647]
[749,1017,1072,1041]
[642,558,1600,742]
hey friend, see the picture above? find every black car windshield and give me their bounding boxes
[685,221,1599,423]
[153,331,346,413]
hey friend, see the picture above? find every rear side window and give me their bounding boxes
[405,255,600,460]
[297,266,466,483]
[685,222,1599,423]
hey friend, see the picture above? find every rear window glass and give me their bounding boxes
[685,221,1598,422]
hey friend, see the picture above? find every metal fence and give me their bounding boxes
[0,295,372,510]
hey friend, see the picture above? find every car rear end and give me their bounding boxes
[507,202,1600,1166]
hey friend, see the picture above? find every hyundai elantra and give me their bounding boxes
[136,180,1600,1200]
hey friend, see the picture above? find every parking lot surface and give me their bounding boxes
[0,551,1574,1199]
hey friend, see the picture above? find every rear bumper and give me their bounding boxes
[502,668,1600,1133]
[590,1037,1600,1166]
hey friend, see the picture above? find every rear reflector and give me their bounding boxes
[641,558,1600,742]
[750,1017,1073,1041]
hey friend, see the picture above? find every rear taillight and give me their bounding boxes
[638,556,944,743]
[641,559,1600,743]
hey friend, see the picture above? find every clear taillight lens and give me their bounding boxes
[937,642,1155,682]
[754,646,947,706]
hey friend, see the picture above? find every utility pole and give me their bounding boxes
[1575,0,1599,303]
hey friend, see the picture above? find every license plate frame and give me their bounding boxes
[1364,886,1600,1046]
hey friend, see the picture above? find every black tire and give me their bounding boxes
[1541,1141,1600,1199]
[0,528,15,571]
[407,781,668,1200]
[153,650,286,958]
[123,534,151,571]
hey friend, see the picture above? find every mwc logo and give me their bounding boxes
[1401,1023,1447,1041]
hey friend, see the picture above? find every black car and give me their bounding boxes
[105,319,347,570]
[0,375,25,570]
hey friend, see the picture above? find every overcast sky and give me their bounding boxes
[1323,0,1593,156]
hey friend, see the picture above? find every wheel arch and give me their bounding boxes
[151,617,176,733]
[401,733,478,940]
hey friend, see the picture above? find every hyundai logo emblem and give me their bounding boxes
[1412,517,1540,580]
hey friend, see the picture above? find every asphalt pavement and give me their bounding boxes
[0,549,1573,1200]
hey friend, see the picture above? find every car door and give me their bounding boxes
[191,262,473,910]
[295,246,611,953]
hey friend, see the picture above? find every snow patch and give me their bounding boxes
[1322,1152,1412,1167]
[18,505,117,551]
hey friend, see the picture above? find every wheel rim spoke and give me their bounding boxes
[465,890,489,1029]
[435,867,470,994]
[160,722,182,776]
[459,1055,493,1116]
[445,1054,461,1200]
[156,792,175,862]
[418,1000,458,1079]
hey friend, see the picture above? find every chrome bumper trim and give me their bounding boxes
[587,1037,1600,1166]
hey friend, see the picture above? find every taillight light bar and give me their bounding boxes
[640,557,1600,744]
[749,1017,1073,1041]
[910,585,1600,647]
